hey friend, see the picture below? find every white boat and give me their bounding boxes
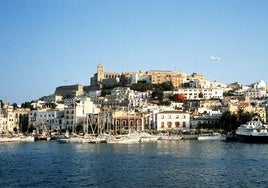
[158,134,182,140]
[197,133,225,140]
[0,135,35,142]
[57,132,88,143]
[19,135,35,142]
[235,118,268,143]
[138,132,160,142]
[88,135,107,144]
[106,133,141,144]
[0,136,21,142]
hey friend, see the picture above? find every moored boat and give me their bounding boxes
[197,133,225,140]
[0,135,34,142]
[158,133,182,140]
[139,132,160,142]
[106,132,141,144]
[235,118,268,143]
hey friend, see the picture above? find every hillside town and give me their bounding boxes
[1,64,268,138]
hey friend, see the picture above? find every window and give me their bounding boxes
[175,122,180,127]
[161,122,164,128]
[167,122,172,128]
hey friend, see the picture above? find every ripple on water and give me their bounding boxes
[0,141,268,187]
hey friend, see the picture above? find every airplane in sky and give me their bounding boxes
[211,56,221,61]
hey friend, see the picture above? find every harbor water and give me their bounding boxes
[0,140,268,187]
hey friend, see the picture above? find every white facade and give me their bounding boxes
[111,87,150,107]
[174,88,223,100]
[0,105,16,133]
[253,80,266,90]
[64,96,100,131]
[87,90,102,99]
[28,109,64,132]
[245,89,267,99]
[0,113,7,133]
[156,111,190,131]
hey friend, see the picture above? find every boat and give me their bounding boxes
[57,132,89,143]
[158,134,182,140]
[106,132,141,144]
[197,133,225,140]
[138,132,160,142]
[235,118,268,143]
[19,135,35,142]
[0,134,34,142]
[34,124,51,141]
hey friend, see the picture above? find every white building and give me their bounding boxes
[174,88,223,100]
[111,87,150,108]
[156,111,190,131]
[245,89,267,99]
[0,105,16,133]
[87,90,102,99]
[64,96,100,131]
[28,109,64,132]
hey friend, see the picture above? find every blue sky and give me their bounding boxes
[1,0,268,104]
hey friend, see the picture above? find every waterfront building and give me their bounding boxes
[64,96,100,132]
[156,110,190,131]
[28,108,65,132]
[113,110,143,134]
[14,108,31,132]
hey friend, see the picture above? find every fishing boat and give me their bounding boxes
[235,118,268,143]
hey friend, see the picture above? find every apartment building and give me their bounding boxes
[174,88,224,100]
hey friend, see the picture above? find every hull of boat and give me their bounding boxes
[197,135,225,140]
[0,136,35,142]
[158,135,182,140]
[236,134,268,143]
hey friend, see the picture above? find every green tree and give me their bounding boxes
[160,81,174,91]
[130,81,153,92]
[152,89,163,101]
[220,110,254,132]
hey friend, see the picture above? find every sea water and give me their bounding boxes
[0,140,268,187]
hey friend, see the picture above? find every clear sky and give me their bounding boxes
[1,0,268,104]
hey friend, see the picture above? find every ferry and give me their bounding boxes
[235,118,268,143]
